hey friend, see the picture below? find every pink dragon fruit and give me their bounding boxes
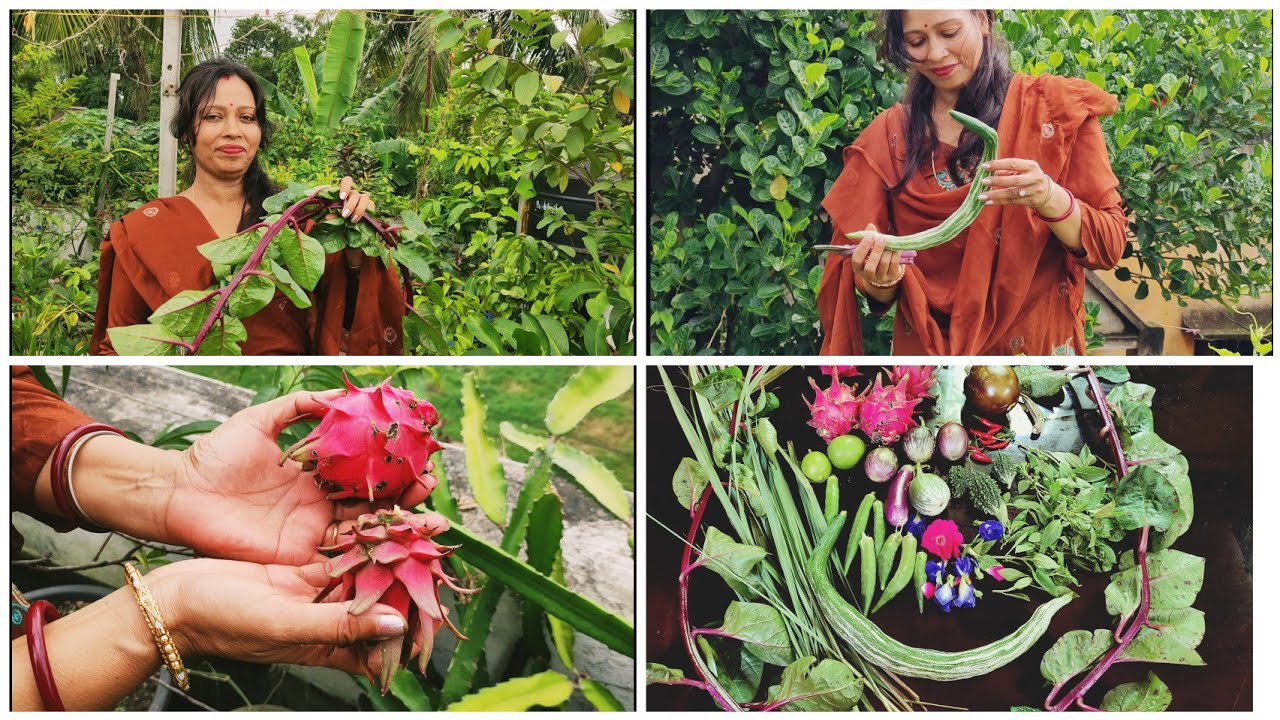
[805,376,862,442]
[317,506,475,693]
[857,375,922,445]
[888,366,938,401]
[285,375,443,503]
[820,365,860,380]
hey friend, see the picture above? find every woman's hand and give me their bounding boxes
[846,223,906,300]
[976,158,1071,217]
[149,557,407,676]
[161,389,432,565]
[337,176,375,223]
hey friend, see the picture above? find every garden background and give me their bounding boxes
[12,9,635,356]
[649,10,1272,356]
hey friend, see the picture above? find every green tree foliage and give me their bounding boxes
[1001,10,1271,306]
[649,11,902,355]
[10,9,218,121]
[649,9,1272,355]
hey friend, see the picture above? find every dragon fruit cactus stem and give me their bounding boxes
[316,506,477,694]
[282,374,444,503]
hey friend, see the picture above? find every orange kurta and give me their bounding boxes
[818,73,1128,356]
[89,196,405,356]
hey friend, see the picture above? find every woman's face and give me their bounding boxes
[900,10,987,93]
[191,75,262,181]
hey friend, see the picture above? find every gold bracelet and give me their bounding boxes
[865,265,906,289]
[123,563,190,691]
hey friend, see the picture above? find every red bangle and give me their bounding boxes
[1037,186,1077,223]
[25,600,64,711]
[50,422,123,531]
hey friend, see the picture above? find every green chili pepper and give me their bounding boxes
[824,475,840,523]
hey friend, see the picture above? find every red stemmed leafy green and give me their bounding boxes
[107,183,430,355]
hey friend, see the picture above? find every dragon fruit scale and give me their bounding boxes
[317,506,476,693]
[285,375,444,503]
[888,365,937,401]
[805,376,861,443]
[857,375,922,445]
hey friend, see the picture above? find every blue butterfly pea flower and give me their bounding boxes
[933,580,955,613]
[978,519,1004,541]
[925,559,947,582]
[954,579,977,609]
[905,514,927,539]
[953,556,975,576]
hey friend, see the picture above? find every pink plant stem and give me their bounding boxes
[1049,368,1148,712]
[187,196,329,353]
[680,485,740,712]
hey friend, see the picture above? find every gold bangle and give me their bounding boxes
[865,265,906,289]
[123,563,190,691]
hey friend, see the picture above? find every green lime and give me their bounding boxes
[801,451,832,482]
[827,434,867,470]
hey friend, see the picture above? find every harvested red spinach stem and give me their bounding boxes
[1047,368,1149,712]
[680,484,740,711]
[184,194,409,354]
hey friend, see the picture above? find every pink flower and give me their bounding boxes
[989,565,1006,582]
[922,581,936,600]
[921,519,964,561]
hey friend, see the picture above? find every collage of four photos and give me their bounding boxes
[8,7,1263,712]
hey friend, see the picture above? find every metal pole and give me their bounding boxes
[158,9,182,196]
[94,72,120,216]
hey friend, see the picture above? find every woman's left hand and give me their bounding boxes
[976,158,1063,214]
[162,390,431,565]
[337,176,375,223]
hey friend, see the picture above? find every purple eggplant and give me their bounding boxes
[885,465,915,529]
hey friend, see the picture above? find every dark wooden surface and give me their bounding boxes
[646,366,1252,711]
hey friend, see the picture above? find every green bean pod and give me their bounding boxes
[842,492,877,574]
[872,533,918,613]
[824,475,840,524]
[913,551,928,614]
[877,533,902,590]
[858,534,876,612]
[872,500,886,556]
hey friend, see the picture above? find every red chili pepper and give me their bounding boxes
[972,429,996,442]
[978,417,1004,432]
[984,439,1010,450]
[970,450,992,463]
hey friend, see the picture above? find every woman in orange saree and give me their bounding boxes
[818,10,1127,356]
[90,57,404,355]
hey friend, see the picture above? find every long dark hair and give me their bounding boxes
[172,56,277,230]
[879,11,1012,193]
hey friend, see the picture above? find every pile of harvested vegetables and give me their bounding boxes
[648,365,1204,711]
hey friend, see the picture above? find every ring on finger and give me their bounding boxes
[1018,189,1027,198]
